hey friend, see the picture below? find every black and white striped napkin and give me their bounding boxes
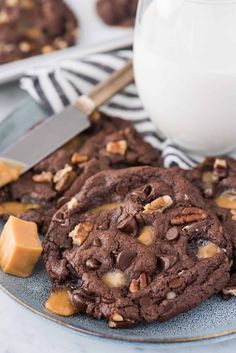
[20,50,204,170]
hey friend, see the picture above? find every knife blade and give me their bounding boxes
[0,60,134,187]
[1,106,90,173]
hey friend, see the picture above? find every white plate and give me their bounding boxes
[0,0,133,84]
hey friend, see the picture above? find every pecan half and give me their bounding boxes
[171,207,208,225]
[143,195,173,214]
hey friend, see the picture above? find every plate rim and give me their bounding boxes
[1,282,236,344]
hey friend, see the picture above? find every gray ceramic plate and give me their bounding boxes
[1,97,236,344]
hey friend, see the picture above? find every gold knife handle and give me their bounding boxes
[74,60,134,116]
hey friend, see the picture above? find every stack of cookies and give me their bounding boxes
[0,0,78,64]
[0,112,235,328]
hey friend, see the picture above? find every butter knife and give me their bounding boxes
[0,60,133,188]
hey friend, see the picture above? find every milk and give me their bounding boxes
[134,0,236,154]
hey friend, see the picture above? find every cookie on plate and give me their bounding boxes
[187,157,236,297]
[43,166,231,327]
[0,114,161,233]
[0,0,78,64]
[96,0,138,27]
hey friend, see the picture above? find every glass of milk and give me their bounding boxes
[134,0,236,155]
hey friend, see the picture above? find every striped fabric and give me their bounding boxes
[20,50,204,169]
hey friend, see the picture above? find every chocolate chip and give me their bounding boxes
[93,238,102,247]
[166,227,179,241]
[159,256,171,271]
[73,294,87,313]
[116,183,129,196]
[139,295,152,308]
[116,250,136,271]
[57,196,70,209]
[109,320,136,329]
[85,258,101,270]
[117,216,137,234]
[169,278,183,289]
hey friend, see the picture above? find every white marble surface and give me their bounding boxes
[1,1,236,352]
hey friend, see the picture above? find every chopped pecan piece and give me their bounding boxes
[69,222,94,246]
[71,153,89,165]
[106,140,128,156]
[171,207,208,225]
[53,164,76,192]
[32,171,53,184]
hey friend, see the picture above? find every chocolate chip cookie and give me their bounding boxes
[43,166,231,327]
[187,157,236,298]
[96,0,138,27]
[0,0,78,64]
[0,114,161,233]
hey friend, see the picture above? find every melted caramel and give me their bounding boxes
[0,202,40,215]
[0,160,25,188]
[197,242,221,259]
[215,191,236,209]
[44,289,77,317]
[138,226,155,246]
[91,201,125,214]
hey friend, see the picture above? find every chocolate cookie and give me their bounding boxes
[0,114,160,233]
[0,0,78,64]
[96,0,138,27]
[43,166,231,327]
[187,157,236,297]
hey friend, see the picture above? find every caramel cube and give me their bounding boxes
[0,216,42,277]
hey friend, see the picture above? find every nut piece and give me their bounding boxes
[222,287,236,296]
[53,164,76,192]
[166,291,176,300]
[202,172,215,197]
[0,11,10,24]
[42,45,54,54]
[231,209,236,221]
[67,197,79,210]
[215,190,236,210]
[197,242,221,259]
[108,313,133,329]
[20,0,33,8]
[54,38,68,49]
[69,222,94,246]
[213,158,228,179]
[143,195,173,214]
[6,0,18,6]
[106,140,128,156]
[138,226,155,246]
[32,171,53,184]
[71,153,89,165]
[110,313,124,322]
[171,207,208,226]
[129,272,149,293]
[102,270,126,289]
[19,41,31,53]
